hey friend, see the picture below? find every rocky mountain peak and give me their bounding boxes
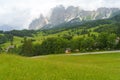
[29,5,120,30]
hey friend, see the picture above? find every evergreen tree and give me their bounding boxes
[21,37,34,56]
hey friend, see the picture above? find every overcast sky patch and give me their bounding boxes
[0,0,120,29]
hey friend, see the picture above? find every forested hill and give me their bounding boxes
[0,13,120,56]
[39,13,120,35]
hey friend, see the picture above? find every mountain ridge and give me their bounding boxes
[29,5,120,30]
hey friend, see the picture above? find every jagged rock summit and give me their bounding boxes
[29,5,120,30]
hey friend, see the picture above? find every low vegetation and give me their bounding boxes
[0,53,120,80]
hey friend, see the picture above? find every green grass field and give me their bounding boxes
[0,53,120,80]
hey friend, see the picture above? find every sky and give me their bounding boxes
[0,0,120,29]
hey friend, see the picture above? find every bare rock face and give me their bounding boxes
[95,7,120,19]
[65,6,80,21]
[29,5,120,30]
[29,14,48,30]
[49,5,66,25]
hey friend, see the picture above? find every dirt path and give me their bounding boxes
[31,50,120,58]
[68,50,120,56]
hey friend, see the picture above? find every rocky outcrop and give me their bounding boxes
[65,6,80,21]
[29,14,48,30]
[94,7,119,19]
[49,5,66,25]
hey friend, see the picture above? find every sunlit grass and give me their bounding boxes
[1,36,23,48]
[0,53,120,80]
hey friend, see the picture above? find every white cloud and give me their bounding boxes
[0,0,120,29]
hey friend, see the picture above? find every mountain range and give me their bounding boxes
[0,25,22,31]
[29,5,120,30]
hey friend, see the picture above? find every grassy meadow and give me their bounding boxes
[0,53,120,80]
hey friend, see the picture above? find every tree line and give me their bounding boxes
[7,32,119,56]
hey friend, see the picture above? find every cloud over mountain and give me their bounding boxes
[0,0,120,30]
